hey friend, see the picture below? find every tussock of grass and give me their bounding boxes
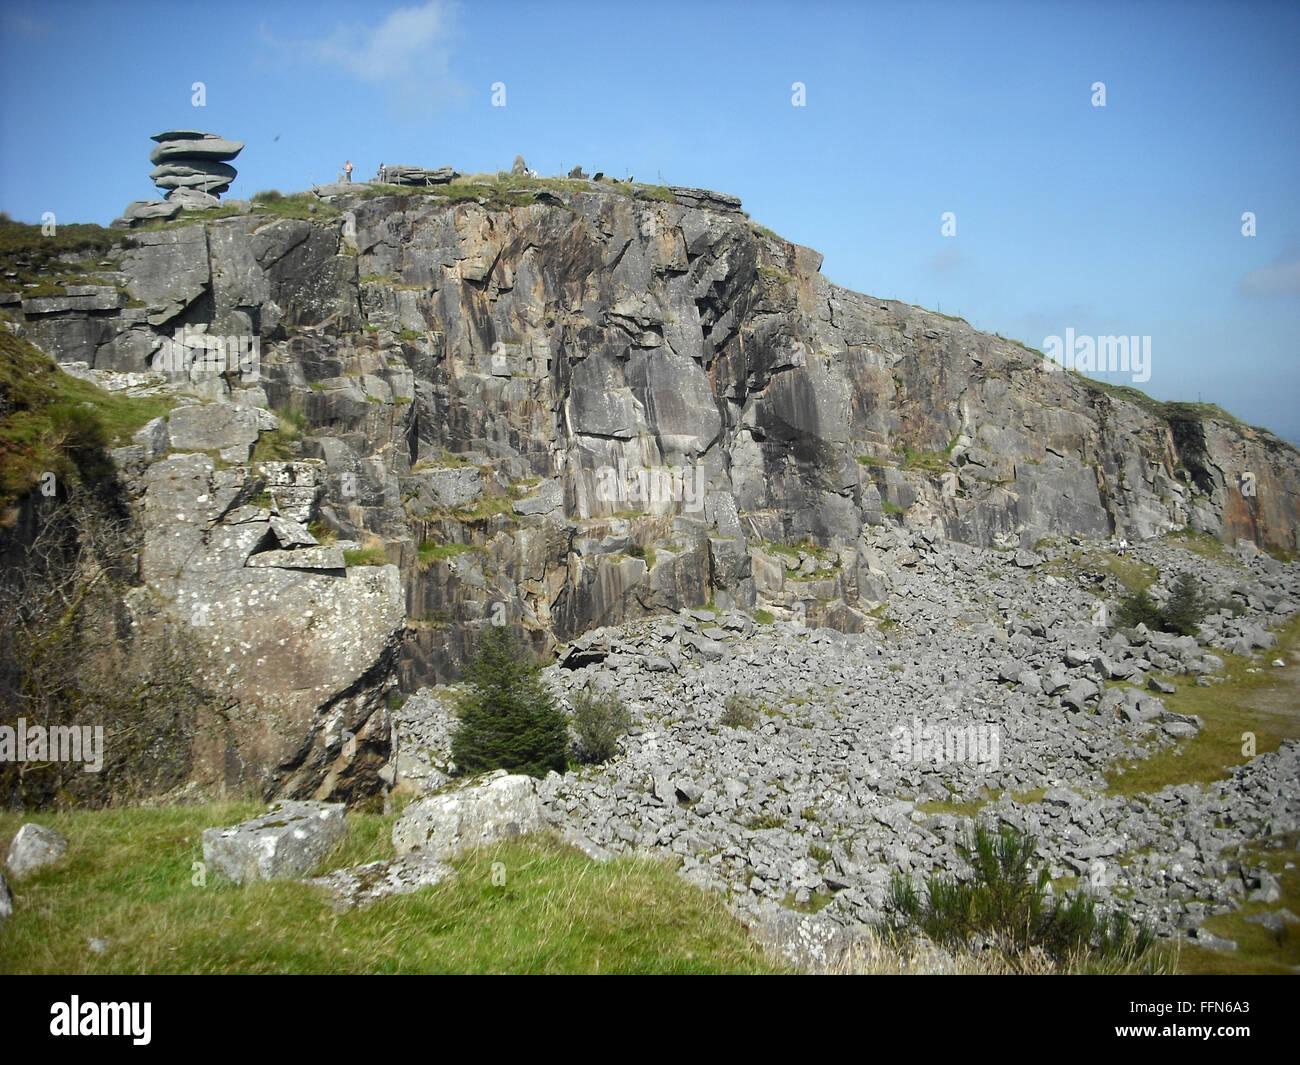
[343,545,389,567]
[416,540,480,570]
[0,807,784,974]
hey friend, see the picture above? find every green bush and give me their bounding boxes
[1116,587,1164,630]
[568,684,631,764]
[1116,572,1209,636]
[450,625,568,778]
[880,821,1156,972]
[1161,572,1210,636]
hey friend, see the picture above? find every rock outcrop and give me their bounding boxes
[383,165,457,186]
[7,170,1300,798]
[112,130,243,227]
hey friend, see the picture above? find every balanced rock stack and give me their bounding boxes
[149,130,243,208]
[112,130,245,227]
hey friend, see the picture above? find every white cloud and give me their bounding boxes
[310,2,455,81]
[268,1,462,117]
[1239,251,1300,299]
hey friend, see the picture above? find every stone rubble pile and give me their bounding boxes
[392,533,1300,954]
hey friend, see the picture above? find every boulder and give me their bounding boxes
[121,199,182,223]
[150,161,238,187]
[166,187,224,209]
[5,823,68,878]
[149,135,245,164]
[0,869,11,918]
[384,165,457,186]
[165,403,277,458]
[392,771,545,858]
[514,478,563,515]
[202,801,348,884]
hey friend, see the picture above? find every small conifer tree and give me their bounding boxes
[450,625,568,778]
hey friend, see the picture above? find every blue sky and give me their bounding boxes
[3,0,1297,440]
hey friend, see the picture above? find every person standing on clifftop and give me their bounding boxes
[378,162,387,183]
[343,160,353,183]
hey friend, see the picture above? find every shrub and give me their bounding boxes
[568,684,631,764]
[450,625,568,778]
[1116,587,1163,630]
[880,821,1156,972]
[252,189,283,202]
[1116,572,1209,636]
[719,693,760,729]
[1161,571,1210,636]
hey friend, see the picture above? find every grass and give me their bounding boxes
[343,546,389,567]
[1040,547,1157,595]
[916,786,1048,818]
[900,437,960,473]
[249,410,306,462]
[625,543,656,571]
[250,191,339,221]
[1172,829,1300,975]
[0,217,129,295]
[0,806,786,974]
[1104,616,1300,796]
[881,500,906,516]
[0,326,175,513]
[416,540,481,570]
[1160,527,1243,568]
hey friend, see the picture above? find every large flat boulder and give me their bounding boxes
[166,403,278,460]
[202,801,347,884]
[149,136,244,164]
[305,853,457,911]
[392,771,545,858]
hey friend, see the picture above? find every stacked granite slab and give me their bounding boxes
[149,129,243,206]
[113,130,244,227]
[383,164,457,186]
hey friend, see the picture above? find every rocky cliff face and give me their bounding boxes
[5,176,1299,798]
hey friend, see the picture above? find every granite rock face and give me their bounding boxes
[10,172,1300,799]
